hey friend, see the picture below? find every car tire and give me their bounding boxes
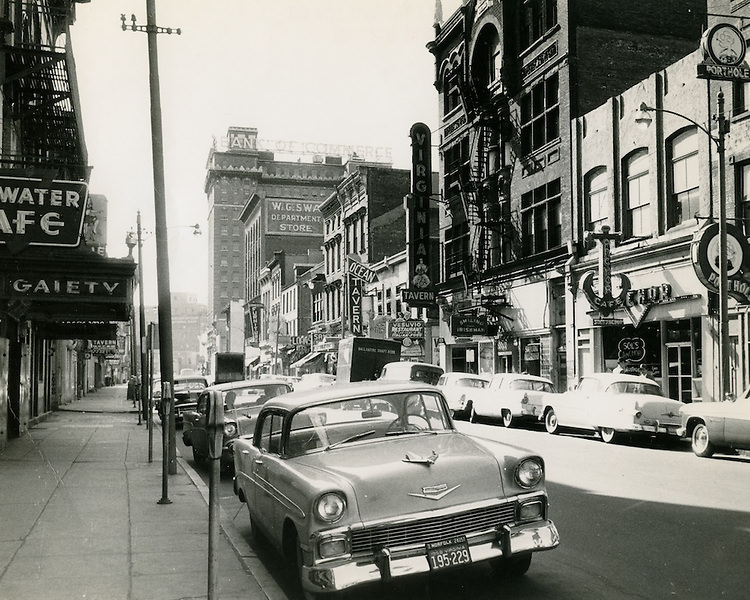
[192,446,206,464]
[691,422,716,458]
[599,427,618,444]
[501,410,513,428]
[493,553,532,578]
[544,409,559,434]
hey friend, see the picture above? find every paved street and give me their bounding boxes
[185,419,750,600]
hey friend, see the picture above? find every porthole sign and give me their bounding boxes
[698,23,750,81]
[691,222,750,303]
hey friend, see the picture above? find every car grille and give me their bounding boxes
[350,503,516,554]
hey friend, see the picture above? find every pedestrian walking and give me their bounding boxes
[127,375,138,407]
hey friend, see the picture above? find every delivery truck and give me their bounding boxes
[336,337,401,382]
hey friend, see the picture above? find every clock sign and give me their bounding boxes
[705,23,746,65]
[698,23,750,81]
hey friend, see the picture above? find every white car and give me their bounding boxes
[294,372,336,392]
[542,373,684,443]
[470,373,557,427]
[436,372,490,419]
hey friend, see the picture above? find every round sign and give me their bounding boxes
[703,23,747,66]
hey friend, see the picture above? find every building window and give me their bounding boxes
[733,80,750,115]
[622,149,651,240]
[668,128,700,230]
[520,73,559,156]
[585,167,608,233]
[738,161,750,238]
[444,73,461,115]
[472,25,501,94]
[520,0,558,51]
[521,178,561,256]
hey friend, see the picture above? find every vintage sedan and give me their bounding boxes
[183,379,292,468]
[232,382,559,598]
[435,372,490,420]
[542,373,684,443]
[469,373,556,427]
[154,375,210,426]
[678,386,750,457]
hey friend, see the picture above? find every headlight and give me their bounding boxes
[515,458,544,488]
[224,422,238,438]
[315,492,346,523]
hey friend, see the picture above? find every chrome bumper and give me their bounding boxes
[301,520,560,594]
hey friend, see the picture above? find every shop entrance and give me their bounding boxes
[666,343,693,403]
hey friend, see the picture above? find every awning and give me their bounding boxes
[290,351,324,370]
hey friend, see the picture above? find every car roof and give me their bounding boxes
[262,381,443,412]
[497,373,553,383]
[205,379,292,391]
[439,373,489,381]
[580,373,656,384]
[383,361,443,369]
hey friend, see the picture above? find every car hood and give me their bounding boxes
[293,432,505,522]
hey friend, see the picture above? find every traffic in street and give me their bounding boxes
[183,418,750,600]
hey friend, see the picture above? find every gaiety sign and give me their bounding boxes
[691,222,750,303]
[5,276,128,300]
[0,177,88,249]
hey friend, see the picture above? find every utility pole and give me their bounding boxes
[121,6,181,483]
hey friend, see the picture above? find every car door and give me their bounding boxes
[724,398,750,447]
[248,411,285,541]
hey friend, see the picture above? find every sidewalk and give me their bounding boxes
[0,384,286,600]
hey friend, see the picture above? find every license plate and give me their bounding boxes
[425,535,471,570]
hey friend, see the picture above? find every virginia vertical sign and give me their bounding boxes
[403,123,435,307]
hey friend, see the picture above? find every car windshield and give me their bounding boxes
[509,379,554,392]
[174,379,207,392]
[606,381,663,396]
[286,391,451,457]
[457,378,488,389]
[225,384,289,409]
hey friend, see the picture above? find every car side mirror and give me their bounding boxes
[206,390,224,460]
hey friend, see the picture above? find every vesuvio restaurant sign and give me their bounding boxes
[266,198,323,235]
[0,177,88,248]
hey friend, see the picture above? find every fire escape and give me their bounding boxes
[0,0,87,181]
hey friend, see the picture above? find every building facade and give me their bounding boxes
[204,127,344,369]
[429,0,710,395]
[0,1,136,449]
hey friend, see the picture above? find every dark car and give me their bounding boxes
[155,375,210,426]
[182,379,292,469]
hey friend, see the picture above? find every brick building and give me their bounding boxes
[428,0,709,392]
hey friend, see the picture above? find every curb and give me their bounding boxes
[178,455,288,600]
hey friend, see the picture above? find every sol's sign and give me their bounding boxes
[691,222,750,303]
[0,177,88,248]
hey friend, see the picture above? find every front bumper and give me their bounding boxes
[301,519,559,594]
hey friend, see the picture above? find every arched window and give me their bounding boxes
[584,167,608,233]
[667,128,699,230]
[622,150,651,240]
[472,25,501,96]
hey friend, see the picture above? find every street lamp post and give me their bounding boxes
[637,91,730,401]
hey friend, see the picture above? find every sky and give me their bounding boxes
[70,0,462,306]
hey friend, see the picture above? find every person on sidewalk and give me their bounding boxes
[127,375,138,407]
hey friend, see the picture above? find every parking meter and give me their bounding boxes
[206,391,224,460]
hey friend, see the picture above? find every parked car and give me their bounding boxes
[542,373,684,443]
[470,373,557,427]
[232,382,560,598]
[678,386,750,457]
[378,360,444,384]
[435,372,490,419]
[154,375,210,426]
[294,372,336,392]
[182,379,292,468]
